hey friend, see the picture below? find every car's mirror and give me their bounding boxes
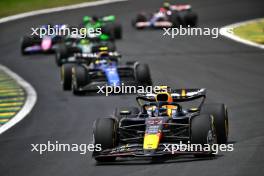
[188,108,198,112]
[120,110,131,116]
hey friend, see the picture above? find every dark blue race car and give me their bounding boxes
[60,52,152,95]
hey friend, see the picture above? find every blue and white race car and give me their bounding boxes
[60,51,153,95]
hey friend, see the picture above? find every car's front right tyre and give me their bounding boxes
[201,104,229,144]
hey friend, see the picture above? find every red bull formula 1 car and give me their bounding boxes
[132,2,198,29]
[92,87,229,162]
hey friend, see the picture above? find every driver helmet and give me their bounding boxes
[158,107,168,116]
[147,106,168,117]
[96,52,111,65]
[163,2,171,10]
[147,106,156,117]
[79,39,90,45]
[98,51,110,58]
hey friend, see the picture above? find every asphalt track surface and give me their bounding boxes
[0,0,264,175]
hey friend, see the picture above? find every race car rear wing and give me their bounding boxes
[137,88,206,103]
[73,51,121,63]
[170,4,192,11]
[136,88,206,110]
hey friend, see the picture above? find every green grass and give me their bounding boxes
[0,0,96,18]
[233,19,264,45]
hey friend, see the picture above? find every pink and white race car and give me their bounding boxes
[21,24,66,55]
[132,3,198,29]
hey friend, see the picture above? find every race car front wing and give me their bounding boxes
[93,143,212,159]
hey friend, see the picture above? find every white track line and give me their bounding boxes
[220,18,264,49]
[0,65,37,135]
[0,0,128,24]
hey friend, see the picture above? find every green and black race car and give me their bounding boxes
[55,36,116,66]
[82,15,122,41]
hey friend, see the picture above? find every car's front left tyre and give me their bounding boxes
[201,104,229,144]
[61,63,74,91]
[93,118,117,162]
[72,65,87,95]
[55,44,68,66]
